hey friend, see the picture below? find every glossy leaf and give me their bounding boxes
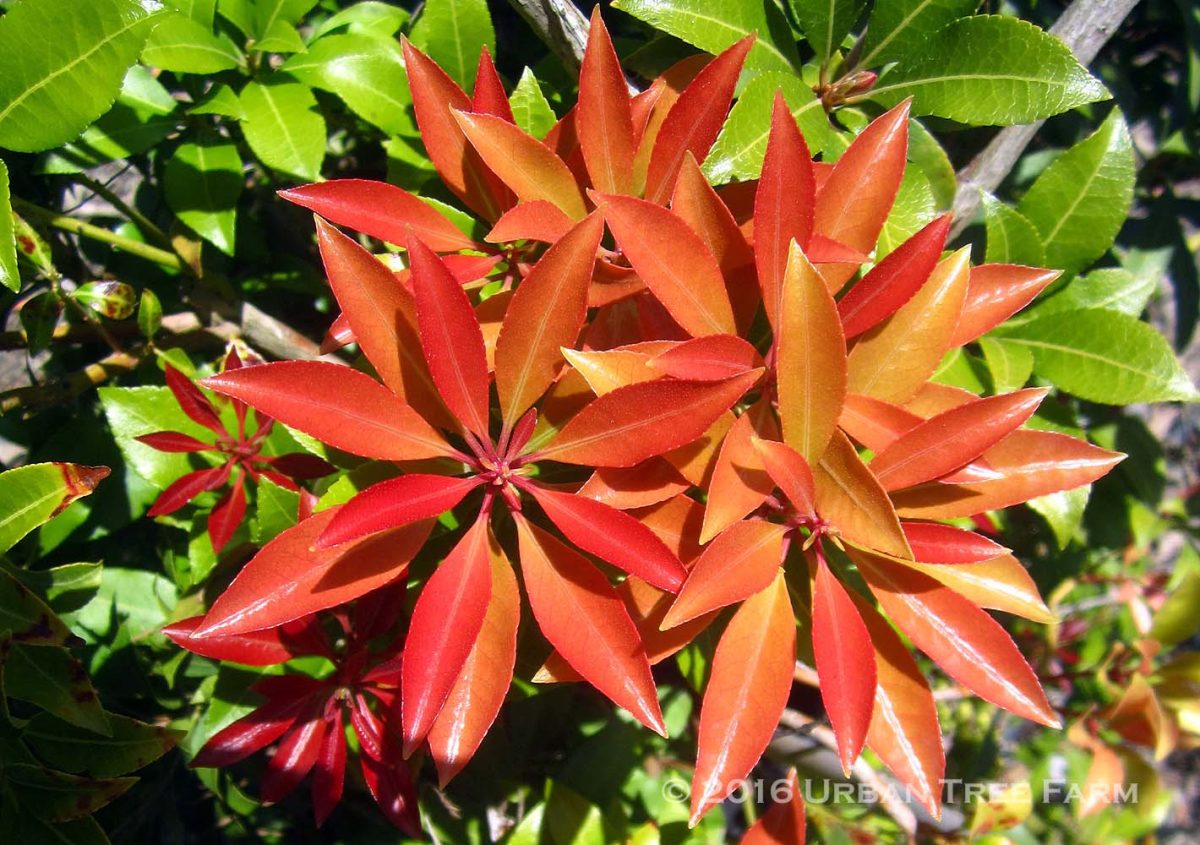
[598,194,736,336]
[690,572,794,825]
[0,463,108,554]
[486,200,574,244]
[0,160,15,292]
[409,0,494,89]
[509,68,557,138]
[202,362,451,461]
[402,517,492,754]
[905,554,1055,623]
[537,371,759,467]
[701,407,777,542]
[239,80,325,181]
[577,8,635,194]
[902,522,1007,564]
[647,335,761,381]
[813,432,912,559]
[514,514,665,735]
[859,0,978,67]
[982,193,1045,266]
[164,136,242,255]
[789,0,867,63]
[741,769,806,844]
[753,437,817,518]
[950,264,1059,347]
[318,475,483,548]
[163,615,299,666]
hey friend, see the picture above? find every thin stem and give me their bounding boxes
[70,172,172,247]
[13,199,184,270]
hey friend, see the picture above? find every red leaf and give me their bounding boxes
[755,92,815,330]
[207,474,247,552]
[262,708,327,804]
[870,388,1047,491]
[700,406,777,543]
[814,100,910,291]
[163,615,299,666]
[408,235,493,440]
[838,393,922,453]
[312,707,346,826]
[752,438,816,519]
[471,46,515,122]
[576,460,690,510]
[402,37,507,221]
[644,36,754,203]
[193,692,310,768]
[647,335,761,381]
[691,571,794,826]
[165,365,226,436]
[427,530,520,785]
[495,213,604,425]
[901,521,1007,564]
[317,474,484,549]
[135,431,211,453]
[402,516,493,754]
[279,180,477,252]
[740,769,806,845]
[811,553,875,773]
[526,486,687,591]
[357,711,420,834]
[196,509,432,637]
[148,464,230,517]
[485,200,574,244]
[661,519,786,628]
[950,265,1059,347]
[578,7,635,194]
[262,452,336,481]
[454,111,588,219]
[536,371,760,467]
[891,430,1124,520]
[776,241,847,462]
[838,214,951,339]
[315,217,450,426]
[598,193,736,336]
[851,546,1059,726]
[202,361,452,462]
[514,514,665,735]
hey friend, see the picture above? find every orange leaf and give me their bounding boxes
[662,409,735,487]
[578,7,635,194]
[851,547,1059,726]
[811,553,875,773]
[648,334,762,381]
[536,371,759,467]
[402,517,493,754]
[514,514,665,735]
[838,393,922,453]
[740,769,806,845]
[691,571,794,826]
[661,520,787,629]
[561,345,665,395]
[813,431,911,559]
[755,92,815,330]
[892,430,1124,519]
[846,247,970,403]
[870,388,1047,491]
[645,36,754,204]
[904,554,1054,623]
[454,111,588,219]
[752,438,816,519]
[598,193,736,336]
[950,264,1059,347]
[814,100,911,291]
[777,241,847,462]
[701,407,778,543]
[495,213,604,425]
[427,529,519,785]
[577,460,690,510]
[485,200,574,244]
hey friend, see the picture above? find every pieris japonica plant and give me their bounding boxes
[156,9,1128,839]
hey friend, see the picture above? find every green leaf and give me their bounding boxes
[0,569,73,646]
[1,812,109,845]
[1031,268,1156,319]
[907,118,956,209]
[978,336,1033,393]
[0,159,17,292]
[1,641,110,735]
[3,763,133,823]
[23,712,179,777]
[216,0,254,36]
[169,0,216,26]
[409,0,495,90]
[313,1,409,39]
[99,385,215,490]
[165,136,242,255]
[18,290,61,354]
[982,193,1045,265]
[543,782,606,845]
[509,68,556,140]
[189,83,244,118]
[142,11,242,73]
[138,288,163,338]
[252,477,298,544]
[250,0,317,52]
[998,309,1198,404]
[1027,486,1089,548]
[0,464,106,555]
[71,281,136,320]
[869,16,1109,125]
[1017,109,1135,275]
[281,33,411,135]
[705,72,832,183]
[61,568,177,643]
[7,562,103,614]
[876,166,938,257]
[613,0,800,73]
[239,79,326,180]
[787,0,867,64]
[932,347,989,393]
[1150,568,1200,647]
[0,0,164,153]
[860,0,979,68]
